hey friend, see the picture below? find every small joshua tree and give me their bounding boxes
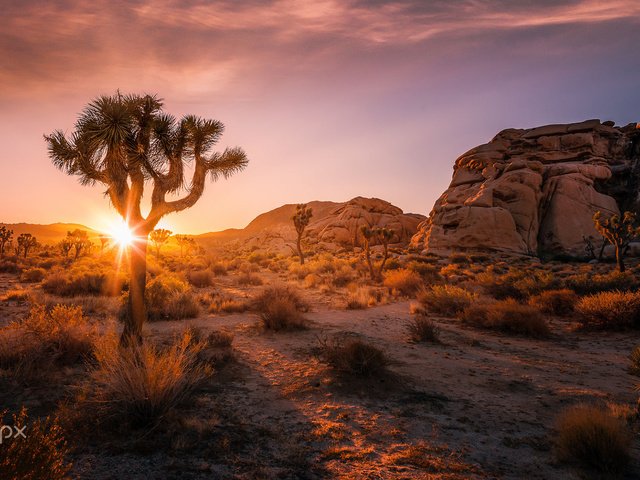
[58,237,73,257]
[0,226,13,258]
[67,229,92,260]
[98,234,111,255]
[150,228,172,259]
[175,235,197,258]
[16,233,37,259]
[593,211,640,272]
[292,203,313,265]
[46,92,247,344]
[360,225,376,280]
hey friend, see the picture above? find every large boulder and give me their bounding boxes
[413,120,640,256]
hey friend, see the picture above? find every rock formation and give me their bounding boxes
[412,119,640,256]
[198,197,425,255]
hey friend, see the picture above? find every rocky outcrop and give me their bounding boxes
[412,120,640,256]
[198,197,425,255]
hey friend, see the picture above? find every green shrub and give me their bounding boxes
[554,404,631,473]
[575,291,640,330]
[460,300,550,337]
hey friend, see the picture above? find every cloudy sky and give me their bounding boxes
[1,0,639,233]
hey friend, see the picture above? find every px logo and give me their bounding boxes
[0,425,26,444]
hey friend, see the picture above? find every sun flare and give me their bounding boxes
[110,222,135,247]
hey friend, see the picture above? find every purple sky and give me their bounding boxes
[1,0,639,233]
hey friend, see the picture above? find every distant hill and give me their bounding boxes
[0,222,98,245]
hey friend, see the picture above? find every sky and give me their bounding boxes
[1,0,639,234]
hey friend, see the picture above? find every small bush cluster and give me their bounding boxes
[528,289,577,316]
[319,336,389,376]
[407,314,440,343]
[42,268,122,297]
[575,291,640,330]
[417,285,475,317]
[554,404,631,474]
[253,286,308,331]
[19,267,46,283]
[460,300,550,338]
[185,269,214,288]
[565,271,639,295]
[145,275,200,321]
[0,408,71,480]
[383,269,423,296]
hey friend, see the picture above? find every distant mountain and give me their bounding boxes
[0,222,98,245]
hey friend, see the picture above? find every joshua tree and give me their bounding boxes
[67,229,92,259]
[593,211,640,272]
[98,234,111,255]
[58,237,73,257]
[0,226,13,258]
[46,93,248,344]
[292,203,313,265]
[150,228,172,259]
[376,227,394,278]
[16,233,37,259]
[175,235,197,258]
[360,226,376,280]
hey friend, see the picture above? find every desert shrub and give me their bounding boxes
[575,291,640,330]
[565,271,639,295]
[407,314,440,343]
[186,269,214,288]
[319,337,389,376]
[629,346,640,376]
[331,267,354,288]
[384,258,401,270]
[528,289,578,316]
[209,299,247,314]
[237,272,263,286]
[0,407,71,480]
[460,300,550,338]
[247,252,267,265]
[406,261,442,284]
[41,295,117,317]
[3,289,30,302]
[210,262,228,276]
[0,305,96,377]
[477,269,558,300]
[42,269,122,297]
[554,404,631,473]
[0,260,19,274]
[19,267,46,283]
[84,331,211,428]
[345,288,369,310]
[449,253,470,264]
[206,330,234,348]
[145,275,200,321]
[253,286,308,331]
[417,285,475,317]
[383,269,423,296]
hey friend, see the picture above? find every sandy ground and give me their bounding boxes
[69,301,638,479]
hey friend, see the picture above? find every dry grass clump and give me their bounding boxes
[210,262,228,276]
[575,291,640,330]
[83,331,211,428]
[208,298,248,314]
[406,261,442,284]
[237,272,264,286]
[19,267,46,283]
[319,336,389,376]
[565,271,639,295]
[2,289,30,302]
[145,275,200,321]
[0,259,20,273]
[185,269,214,288]
[253,286,309,331]
[476,269,558,300]
[42,268,123,297]
[407,314,440,343]
[0,305,96,377]
[0,407,71,480]
[554,404,631,474]
[345,288,370,310]
[460,300,550,338]
[330,266,355,288]
[528,289,578,316]
[417,285,476,317]
[383,269,423,296]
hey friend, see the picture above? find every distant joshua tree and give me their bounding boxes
[67,229,92,260]
[175,235,197,257]
[98,234,111,255]
[292,204,313,265]
[150,228,172,259]
[593,211,640,273]
[45,93,248,344]
[16,233,37,259]
[360,226,395,281]
[0,226,13,258]
[58,237,73,257]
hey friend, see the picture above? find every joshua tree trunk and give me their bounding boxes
[378,243,389,279]
[364,246,375,280]
[615,243,625,273]
[296,234,305,265]
[122,236,148,345]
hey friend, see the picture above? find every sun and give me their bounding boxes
[110,222,135,247]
